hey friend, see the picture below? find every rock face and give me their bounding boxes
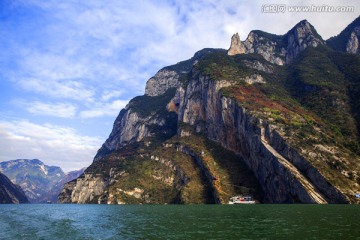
[327,16,360,54]
[0,159,84,203]
[58,173,107,204]
[177,72,346,203]
[227,33,246,55]
[60,18,360,204]
[145,69,180,96]
[227,20,325,65]
[0,172,29,204]
[346,28,360,54]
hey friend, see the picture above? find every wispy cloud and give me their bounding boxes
[17,77,95,102]
[1,0,359,171]
[101,90,123,102]
[80,100,128,119]
[0,119,102,172]
[20,101,77,118]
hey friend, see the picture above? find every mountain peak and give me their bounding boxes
[286,19,322,39]
[284,19,324,63]
[226,19,325,64]
[228,33,246,55]
[327,15,360,54]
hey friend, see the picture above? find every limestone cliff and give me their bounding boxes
[177,70,348,203]
[59,18,360,204]
[227,33,245,55]
[327,15,360,54]
[346,29,360,54]
[228,20,325,65]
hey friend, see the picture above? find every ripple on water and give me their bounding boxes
[0,204,359,240]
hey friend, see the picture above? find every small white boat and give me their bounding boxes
[228,195,255,204]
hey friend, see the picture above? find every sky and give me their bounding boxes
[1,0,359,172]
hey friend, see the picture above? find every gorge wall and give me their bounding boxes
[59,17,360,204]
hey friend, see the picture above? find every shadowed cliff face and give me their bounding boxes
[59,18,360,204]
[327,16,360,54]
[0,172,29,204]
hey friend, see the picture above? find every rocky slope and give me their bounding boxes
[227,20,324,65]
[59,17,360,204]
[0,172,29,204]
[0,159,84,203]
[327,16,360,54]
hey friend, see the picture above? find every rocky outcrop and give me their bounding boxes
[284,20,324,63]
[95,108,155,160]
[327,16,360,54]
[58,173,107,204]
[227,20,324,65]
[145,69,180,96]
[227,33,246,55]
[177,73,347,203]
[242,31,286,65]
[0,172,29,204]
[346,28,360,54]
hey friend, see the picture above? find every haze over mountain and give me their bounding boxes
[59,17,360,204]
[0,159,84,203]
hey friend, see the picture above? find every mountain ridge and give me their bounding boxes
[0,159,84,203]
[59,17,360,204]
[0,171,29,204]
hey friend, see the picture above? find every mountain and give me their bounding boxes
[49,168,86,203]
[0,159,84,203]
[228,20,324,65]
[327,16,360,54]
[59,17,360,204]
[0,172,29,204]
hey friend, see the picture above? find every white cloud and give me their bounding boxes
[17,77,95,102]
[80,99,129,119]
[23,101,77,118]
[0,120,102,172]
[101,90,123,101]
[1,0,359,172]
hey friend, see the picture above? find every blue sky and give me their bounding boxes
[1,0,359,172]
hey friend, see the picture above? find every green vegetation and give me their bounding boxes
[193,52,263,83]
[170,132,263,203]
[84,27,360,204]
[287,46,360,154]
[128,88,176,118]
[193,44,360,201]
[165,48,226,73]
[152,147,215,204]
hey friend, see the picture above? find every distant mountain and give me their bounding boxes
[0,172,29,204]
[0,159,84,203]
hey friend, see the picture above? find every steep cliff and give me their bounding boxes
[0,172,29,204]
[60,18,360,204]
[327,16,360,54]
[228,20,324,65]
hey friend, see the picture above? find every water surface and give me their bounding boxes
[0,204,359,239]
